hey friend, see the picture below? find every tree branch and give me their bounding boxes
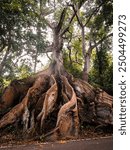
[44,44,53,53]
[87,33,113,54]
[72,60,82,66]
[84,1,105,27]
[39,0,53,29]
[71,5,83,27]
[57,8,67,33]
[60,8,76,36]
[46,52,52,61]
[75,49,79,62]
[42,16,53,29]
[14,54,28,66]
[68,45,72,66]
[91,33,113,50]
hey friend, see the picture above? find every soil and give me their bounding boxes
[0,137,113,150]
[0,124,113,146]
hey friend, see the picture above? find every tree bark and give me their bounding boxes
[0,45,10,76]
[81,26,91,81]
[50,27,64,73]
[0,30,11,76]
[82,53,90,81]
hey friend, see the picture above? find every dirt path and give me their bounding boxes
[0,136,112,150]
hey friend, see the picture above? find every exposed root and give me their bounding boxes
[95,88,113,106]
[57,76,79,136]
[73,78,96,102]
[34,93,46,116]
[61,75,72,100]
[37,75,58,129]
[72,78,113,125]
[0,68,113,141]
[42,76,79,140]
[0,79,35,113]
[0,75,49,129]
[22,106,30,131]
[0,103,24,128]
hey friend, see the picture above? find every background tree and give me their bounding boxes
[89,40,113,95]
[0,0,47,82]
[67,0,113,81]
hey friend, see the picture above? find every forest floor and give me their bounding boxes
[0,124,112,147]
[0,137,113,150]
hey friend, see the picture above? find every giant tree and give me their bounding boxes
[0,0,112,141]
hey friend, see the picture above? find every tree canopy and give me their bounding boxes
[0,0,112,90]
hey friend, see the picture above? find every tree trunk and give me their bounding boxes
[0,45,10,76]
[81,26,91,81]
[0,30,11,76]
[34,49,38,73]
[82,53,90,81]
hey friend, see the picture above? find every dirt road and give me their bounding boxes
[0,136,112,150]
